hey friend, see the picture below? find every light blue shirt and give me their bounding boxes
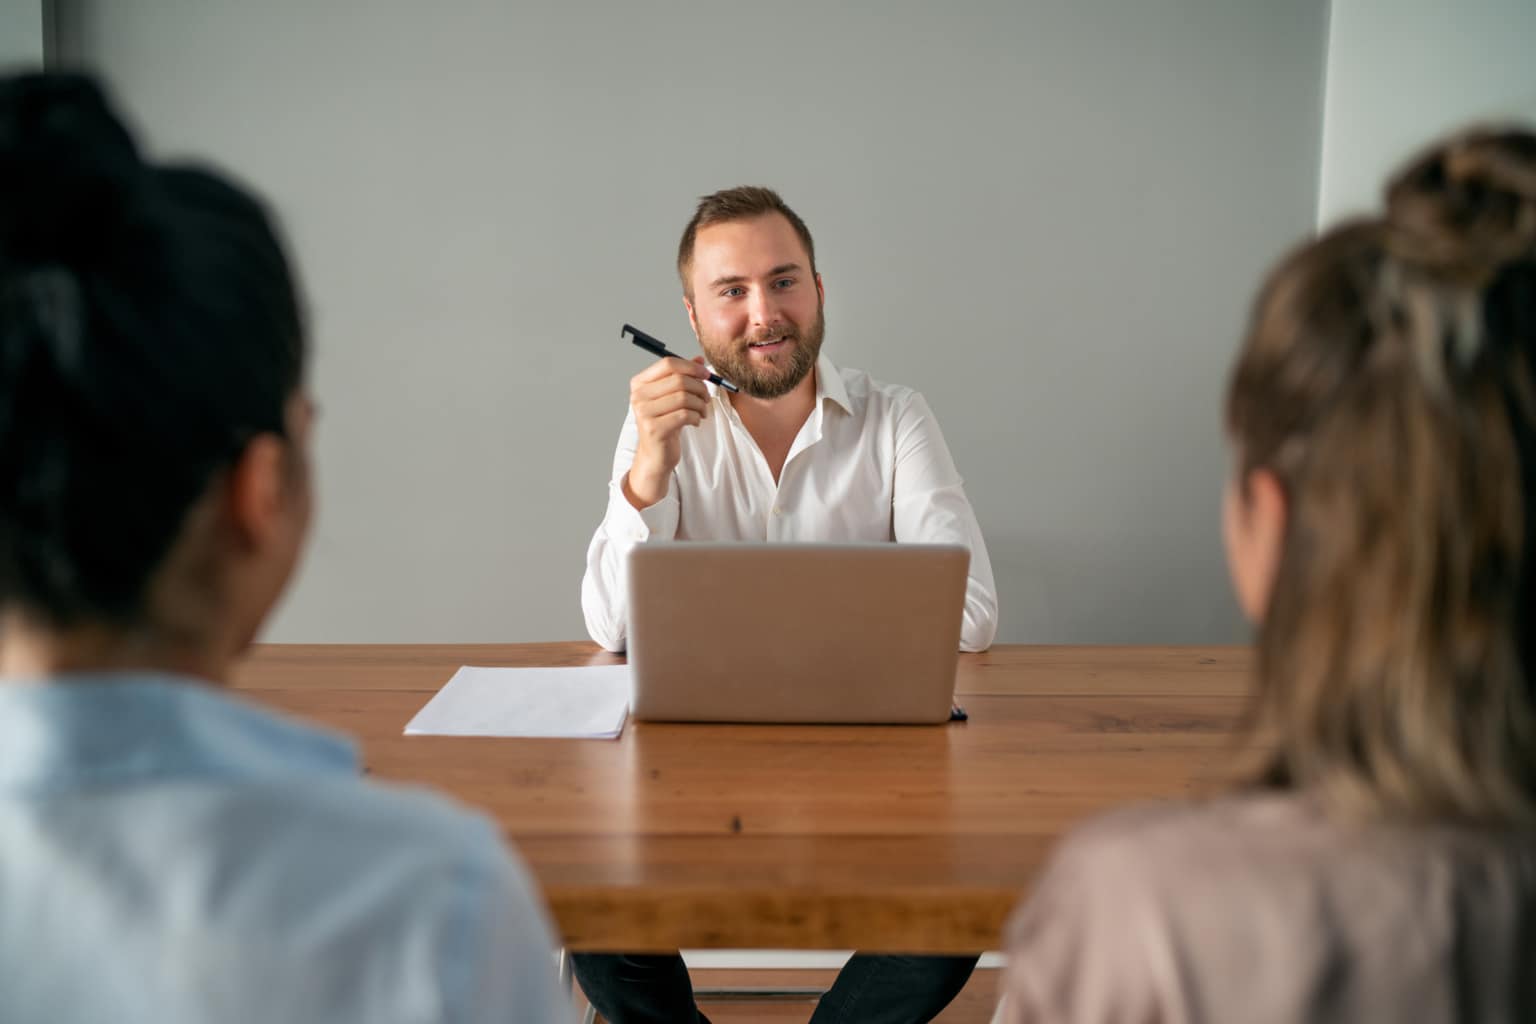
[0,674,570,1023]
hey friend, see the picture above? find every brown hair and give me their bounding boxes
[676,186,816,297]
[1227,126,1536,825]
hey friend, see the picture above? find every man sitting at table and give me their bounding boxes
[577,186,998,1023]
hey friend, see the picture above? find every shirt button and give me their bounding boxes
[772,507,783,517]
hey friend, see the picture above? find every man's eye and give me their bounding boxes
[774,278,795,289]
[723,287,745,298]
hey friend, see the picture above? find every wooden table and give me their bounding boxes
[231,644,1251,953]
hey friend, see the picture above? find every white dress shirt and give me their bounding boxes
[0,675,571,1024]
[582,355,998,652]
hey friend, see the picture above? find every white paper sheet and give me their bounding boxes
[403,664,630,739]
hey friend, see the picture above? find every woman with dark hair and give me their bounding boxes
[999,127,1536,1022]
[0,73,567,1022]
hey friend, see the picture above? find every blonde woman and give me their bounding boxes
[1000,127,1536,1022]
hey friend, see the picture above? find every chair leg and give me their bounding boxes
[558,948,600,1023]
[556,947,572,991]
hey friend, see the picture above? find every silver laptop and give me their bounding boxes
[627,542,969,724]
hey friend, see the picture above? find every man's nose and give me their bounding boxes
[748,287,781,327]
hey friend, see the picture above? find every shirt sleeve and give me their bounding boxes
[890,392,999,651]
[1000,827,1166,1024]
[580,409,680,652]
[448,829,575,1024]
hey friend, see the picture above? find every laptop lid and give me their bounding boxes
[627,542,968,724]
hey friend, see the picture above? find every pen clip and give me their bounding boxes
[622,323,661,350]
[622,323,672,360]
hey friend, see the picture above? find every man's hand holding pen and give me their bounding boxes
[623,355,711,511]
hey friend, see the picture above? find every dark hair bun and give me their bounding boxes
[1385,128,1536,284]
[0,70,306,627]
[0,73,147,269]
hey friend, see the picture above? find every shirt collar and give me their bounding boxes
[0,674,359,792]
[708,353,852,416]
[814,354,852,415]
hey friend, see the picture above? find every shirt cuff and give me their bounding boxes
[602,476,680,543]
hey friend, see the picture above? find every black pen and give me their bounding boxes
[622,323,739,393]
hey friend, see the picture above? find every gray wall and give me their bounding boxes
[1318,0,1536,226]
[0,0,43,66]
[58,0,1328,643]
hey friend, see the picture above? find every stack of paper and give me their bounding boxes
[404,664,630,739]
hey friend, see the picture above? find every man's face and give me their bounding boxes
[685,213,825,399]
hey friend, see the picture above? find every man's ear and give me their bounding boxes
[224,435,288,551]
[683,295,698,338]
[815,272,825,306]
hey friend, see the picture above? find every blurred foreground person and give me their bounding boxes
[0,72,569,1023]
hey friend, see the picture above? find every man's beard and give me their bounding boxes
[700,305,826,400]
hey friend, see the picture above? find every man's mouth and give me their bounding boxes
[748,336,791,352]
